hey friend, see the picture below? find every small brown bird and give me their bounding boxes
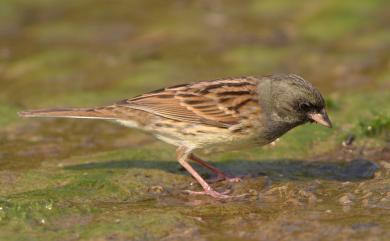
[19,74,332,198]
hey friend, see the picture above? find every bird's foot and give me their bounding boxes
[206,174,243,184]
[183,189,248,199]
[184,189,232,199]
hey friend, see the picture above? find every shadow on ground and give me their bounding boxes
[65,158,378,182]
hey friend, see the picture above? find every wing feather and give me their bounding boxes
[116,77,259,128]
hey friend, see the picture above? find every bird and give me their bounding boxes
[19,74,332,199]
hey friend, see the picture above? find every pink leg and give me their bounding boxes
[176,147,232,199]
[189,154,242,183]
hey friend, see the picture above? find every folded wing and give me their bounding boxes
[117,77,259,128]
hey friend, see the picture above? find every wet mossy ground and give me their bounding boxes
[0,0,389,240]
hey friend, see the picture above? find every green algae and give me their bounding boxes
[0,103,20,127]
[359,113,390,137]
[300,0,385,42]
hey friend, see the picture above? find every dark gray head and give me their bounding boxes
[258,74,332,129]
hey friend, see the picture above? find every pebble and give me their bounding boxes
[339,193,355,205]
[342,134,355,146]
[298,190,317,204]
[380,161,390,169]
[150,186,164,193]
[361,192,373,199]
[342,181,351,186]
[248,189,258,196]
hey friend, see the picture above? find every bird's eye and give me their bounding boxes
[299,102,311,112]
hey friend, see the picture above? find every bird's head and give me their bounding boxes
[262,74,332,128]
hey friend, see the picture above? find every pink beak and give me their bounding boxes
[308,109,332,128]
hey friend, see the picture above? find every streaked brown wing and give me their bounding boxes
[116,77,259,128]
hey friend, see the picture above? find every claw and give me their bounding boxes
[177,149,248,199]
[183,189,248,199]
[183,189,232,199]
[206,175,243,184]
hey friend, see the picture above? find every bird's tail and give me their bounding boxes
[18,107,118,120]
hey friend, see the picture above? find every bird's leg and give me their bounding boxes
[189,154,241,183]
[176,147,231,199]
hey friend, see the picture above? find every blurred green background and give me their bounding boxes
[0,0,389,240]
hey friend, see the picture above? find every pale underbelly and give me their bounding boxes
[116,119,270,151]
[153,127,270,152]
